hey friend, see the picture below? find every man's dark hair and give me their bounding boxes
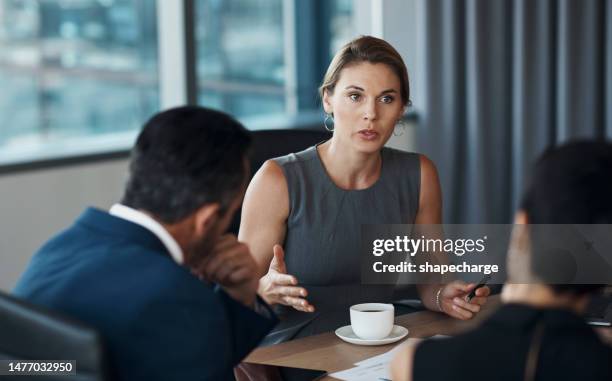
[121,106,251,224]
[520,140,612,295]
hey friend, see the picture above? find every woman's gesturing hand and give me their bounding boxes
[258,244,315,312]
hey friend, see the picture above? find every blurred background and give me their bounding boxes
[0,0,610,290]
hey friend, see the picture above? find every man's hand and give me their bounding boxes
[438,280,490,320]
[197,234,259,307]
[390,338,423,381]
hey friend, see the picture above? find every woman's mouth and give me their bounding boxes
[358,129,379,141]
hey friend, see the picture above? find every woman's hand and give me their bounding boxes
[438,280,490,320]
[258,244,315,312]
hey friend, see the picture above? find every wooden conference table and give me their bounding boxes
[245,296,501,379]
[246,296,612,379]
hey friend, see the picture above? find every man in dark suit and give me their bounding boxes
[13,106,277,380]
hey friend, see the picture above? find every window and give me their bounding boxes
[329,0,354,56]
[195,0,354,120]
[0,0,354,166]
[0,0,158,164]
[195,0,285,117]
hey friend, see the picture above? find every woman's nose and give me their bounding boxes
[363,100,378,120]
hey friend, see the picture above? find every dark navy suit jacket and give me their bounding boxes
[14,208,277,380]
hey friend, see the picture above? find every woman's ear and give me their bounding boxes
[395,107,406,125]
[322,89,333,115]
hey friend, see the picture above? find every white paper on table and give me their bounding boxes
[353,344,404,367]
[429,334,451,340]
[354,335,449,367]
[329,361,391,381]
[331,334,452,380]
[330,344,401,380]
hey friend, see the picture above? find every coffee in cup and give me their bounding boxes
[349,303,394,340]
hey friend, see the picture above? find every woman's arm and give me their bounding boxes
[414,155,490,319]
[414,155,445,311]
[239,160,289,276]
[415,154,443,225]
[239,160,314,312]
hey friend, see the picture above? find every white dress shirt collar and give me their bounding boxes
[109,203,184,265]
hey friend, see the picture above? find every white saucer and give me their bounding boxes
[335,325,409,346]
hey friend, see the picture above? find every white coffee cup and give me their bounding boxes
[349,303,394,340]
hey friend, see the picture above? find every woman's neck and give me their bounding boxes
[501,283,589,315]
[318,138,382,190]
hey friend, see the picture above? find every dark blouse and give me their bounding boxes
[413,303,612,381]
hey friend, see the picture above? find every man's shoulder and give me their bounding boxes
[23,222,173,273]
[15,218,211,307]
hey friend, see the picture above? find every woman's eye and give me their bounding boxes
[349,93,361,102]
[380,95,394,104]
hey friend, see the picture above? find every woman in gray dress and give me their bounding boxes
[239,36,490,342]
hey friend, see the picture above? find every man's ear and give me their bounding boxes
[514,210,529,225]
[512,210,530,249]
[193,203,221,237]
[322,89,333,115]
[507,209,533,283]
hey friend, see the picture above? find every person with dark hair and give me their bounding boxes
[391,141,612,381]
[13,106,277,380]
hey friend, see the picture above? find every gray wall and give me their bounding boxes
[0,159,129,291]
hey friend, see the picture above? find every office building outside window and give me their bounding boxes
[195,0,354,119]
[0,0,353,166]
[195,0,285,117]
[0,0,158,163]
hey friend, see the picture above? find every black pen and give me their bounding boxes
[465,274,491,302]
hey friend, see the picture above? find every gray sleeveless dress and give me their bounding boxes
[265,144,421,344]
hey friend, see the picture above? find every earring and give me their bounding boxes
[324,113,334,132]
[393,119,406,136]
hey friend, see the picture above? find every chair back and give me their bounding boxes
[229,128,330,234]
[0,291,111,381]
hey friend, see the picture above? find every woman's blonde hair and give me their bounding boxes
[319,35,411,107]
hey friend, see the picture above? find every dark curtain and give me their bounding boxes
[417,0,612,223]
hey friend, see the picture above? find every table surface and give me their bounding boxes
[245,296,501,379]
[246,296,612,380]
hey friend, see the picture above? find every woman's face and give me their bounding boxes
[323,62,405,154]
